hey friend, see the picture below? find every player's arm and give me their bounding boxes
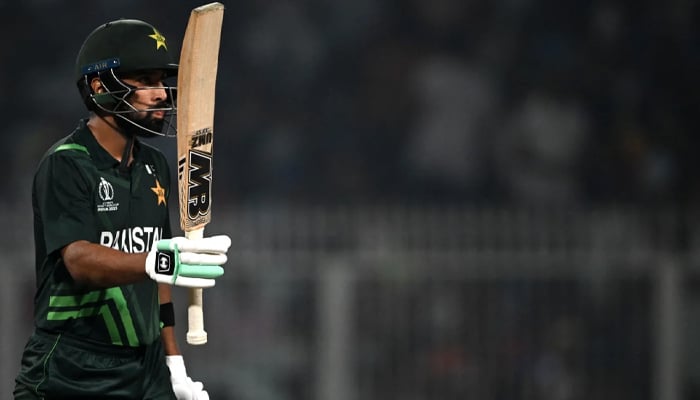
[158,283,181,356]
[158,282,211,400]
[60,235,230,288]
[61,240,148,287]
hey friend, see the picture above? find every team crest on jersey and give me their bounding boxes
[97,177,120,212]
[151,178,167,206]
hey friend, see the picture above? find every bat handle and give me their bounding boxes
[185,228,208,345]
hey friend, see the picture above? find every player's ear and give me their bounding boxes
[90,77,105,94]
[89,76,122,109]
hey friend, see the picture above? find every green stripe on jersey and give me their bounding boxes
[48,288,139,346]
[54,143,90,154]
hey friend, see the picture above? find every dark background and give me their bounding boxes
[1,0,697,208]
[1,1,698,399]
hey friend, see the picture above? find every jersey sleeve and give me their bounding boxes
[34,152,97,255]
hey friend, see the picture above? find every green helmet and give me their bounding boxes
[75,19,178,137]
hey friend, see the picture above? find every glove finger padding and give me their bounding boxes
[169,235,231,253]
[179,252,227,265]
[190,380,204,392]
[172,276,217,288]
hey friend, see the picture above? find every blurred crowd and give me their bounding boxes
[1,0,698,206]
[354,278,651,400]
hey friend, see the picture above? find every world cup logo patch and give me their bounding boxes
[97,177,120,212]
[98,177,114,201]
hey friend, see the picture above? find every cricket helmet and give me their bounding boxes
[75,19,178,137]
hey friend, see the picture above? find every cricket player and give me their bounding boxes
[14,18,230,400]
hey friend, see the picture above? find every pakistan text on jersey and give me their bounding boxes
[100,227,164,253]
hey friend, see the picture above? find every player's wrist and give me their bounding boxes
[166,355,186,374]
[160,302,175,327]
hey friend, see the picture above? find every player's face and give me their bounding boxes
[121,70,171,133]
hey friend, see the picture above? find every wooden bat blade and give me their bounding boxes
[177,2,223,233]
[176,2,224,345]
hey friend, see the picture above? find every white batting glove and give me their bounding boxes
[145,235,231,287]
[166,355,209,400]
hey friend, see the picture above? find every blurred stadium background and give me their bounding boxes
[1,0,698,399]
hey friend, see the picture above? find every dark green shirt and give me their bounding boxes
[32,119,172,347]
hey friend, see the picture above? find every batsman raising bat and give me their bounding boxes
[14,9,228,400]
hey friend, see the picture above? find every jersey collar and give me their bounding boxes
[74,119,142,170]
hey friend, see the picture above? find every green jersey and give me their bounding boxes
[32,119,173,347]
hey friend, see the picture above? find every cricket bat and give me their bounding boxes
[177,2,225,345]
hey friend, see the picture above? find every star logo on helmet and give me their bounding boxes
[148,28,168,51]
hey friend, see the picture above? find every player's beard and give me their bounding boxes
[115,102,168,138]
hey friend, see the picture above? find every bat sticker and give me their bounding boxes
[185,149,212,224]
[190,127,213,148]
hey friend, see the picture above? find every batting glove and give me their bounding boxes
[145,235,231,287]
[166,355,210,400]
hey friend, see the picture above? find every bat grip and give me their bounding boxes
[185,228,207,345]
